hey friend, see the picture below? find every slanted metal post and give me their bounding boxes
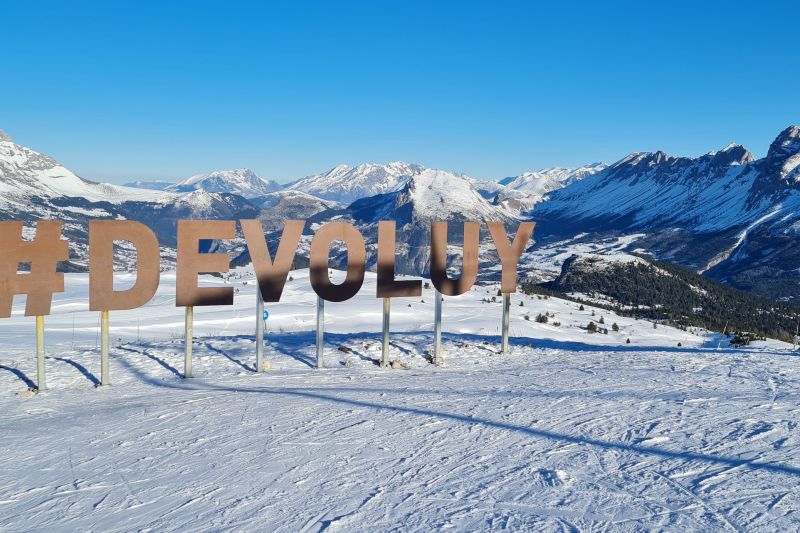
[100,310,110,386]
[501,293,511,355]
[256,291,264,372]
[184,306,193,378]
[381,297,390,368]
[36,315,46,392]
[433,290,442,365]
[316,296,324,369]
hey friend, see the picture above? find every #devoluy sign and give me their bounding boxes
[0,219,535,316]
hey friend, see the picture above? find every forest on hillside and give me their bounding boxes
[525,255,800,342]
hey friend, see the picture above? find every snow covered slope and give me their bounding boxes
[1,268,798,531]
[534,144,760,233]
[531,126,800,301]
[257,189,337,230]
[500,163,607,197]
[288,161,425,203]
[339,169,525,275]
[0,133,260,266]
[167,168,281,198]
[0,132,168,205]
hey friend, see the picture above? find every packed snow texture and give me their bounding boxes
[1,269,799,531]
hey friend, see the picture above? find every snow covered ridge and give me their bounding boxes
[288,161,426,203]
[531,124,800,301]
[5,125,800,301]
[167,168,282,198]
[0,134,171,204]
[499,163,607,197]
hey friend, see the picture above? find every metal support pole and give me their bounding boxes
[381,297,390,368]
[184,306,193,378]
[433,290,442,365]
[36,315,46,392]
[316,296,324,369]
[501,293,511,355]
[100,310,110,386]
[256,292,264,372]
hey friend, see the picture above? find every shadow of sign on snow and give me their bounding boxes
[0,364,37,389]
[136,376,800,478]
[117,345,182,377]
[47,356,101,386]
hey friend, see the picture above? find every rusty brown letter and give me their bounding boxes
[0,220,69,317]
[241,219,305,302]
[376,221,421,298]
[429,221,480,296]
[487,221,535,294]
[89,220,161,311]
[309,221,366,302]
[176,220,236,307]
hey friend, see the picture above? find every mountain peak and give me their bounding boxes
[167,168,281,198]
[766,125,800,161]
[289,161,425,203]
[0,130,12,142]
[348,167,519,226]
[764,125,800,182]
[612,150,671,171]
[709,143,753,166]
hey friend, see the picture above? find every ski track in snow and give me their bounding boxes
[1,269,799,531]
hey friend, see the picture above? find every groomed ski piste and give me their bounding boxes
[1,268,799,531]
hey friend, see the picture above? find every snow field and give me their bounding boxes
[0,268,798,530]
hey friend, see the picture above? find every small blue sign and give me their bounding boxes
[263,310,269,321]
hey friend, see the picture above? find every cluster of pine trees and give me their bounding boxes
[523,255,800,342]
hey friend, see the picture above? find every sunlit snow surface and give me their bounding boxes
[1,269,799,531]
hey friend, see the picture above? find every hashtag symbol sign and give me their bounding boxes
[0,221,70,318]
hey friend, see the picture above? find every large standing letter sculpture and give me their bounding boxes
[89,220,161,311]
[176,220,236,307]
[486,222,536,294]
[376,221,421,298]
[0,220,69,317]
[430,221,480,296]
[241,219,305,302]
[309,221,366,302]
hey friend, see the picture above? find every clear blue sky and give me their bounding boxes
[2,1,799,184]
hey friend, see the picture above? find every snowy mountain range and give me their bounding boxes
[287,161,426,203]
[3,125,800,301]
[166,168,281,198]
[499,163,607,196]
[0,132,258,267]
[533,126,800,300]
